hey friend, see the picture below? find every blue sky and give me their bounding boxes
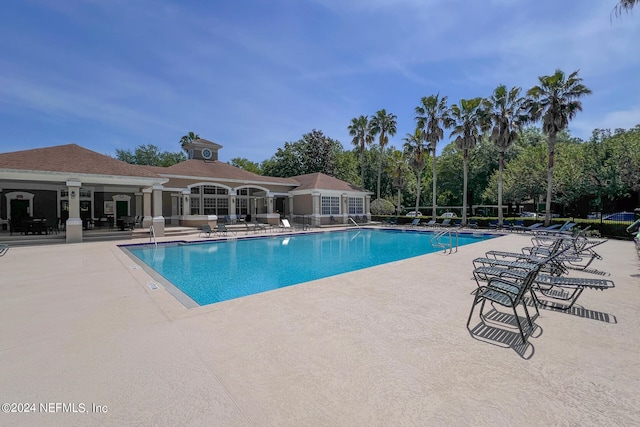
[0,0,638,163]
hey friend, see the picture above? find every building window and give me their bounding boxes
[190,197,200,215]
[202,185,228,195]
[203,196,229,215]
[321,196,340,215]
[60,188,91,198]
[236,198,248,215]
[348,197,364,215]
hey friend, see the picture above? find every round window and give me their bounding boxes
[201,148,212,159]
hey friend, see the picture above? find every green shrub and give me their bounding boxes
[370,199,395,215]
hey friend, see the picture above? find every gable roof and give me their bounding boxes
[0,144,161,178]
[290,172,368,192]
[161,159,298,186]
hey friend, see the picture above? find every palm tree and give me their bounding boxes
[415,94,453,220]
[386,149,409,215]
[450,98,484,226]
[483,85,529,226]
[614,0,637,16]
[403,128,428,216]
[348,115,373,188]
[180,131,200,152]
[369,109,397,200]
[527,69,592,225]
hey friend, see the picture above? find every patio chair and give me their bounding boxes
[440,218,451,227]
[199,224,213,237]
[532,221,573,236]
[510,220,525,233]
[474,238,570,280]
[47,217,59,234]
[285,218,307,231]
[473,263,614,311]
[423,219,437,227]
[251,220,267,233]
[468,260,543,343]
[488,220,499,229]
[0,244,8,257]
[330,215,339,224]
[453,220,462,227]
[524,223,543,232]
[526,229,607,271]
[407,218,421,227]
[468,219,478,229]
[382,217,398,227]
[216,223,237,237]
[473,241,612,310]
[534,223,563,235]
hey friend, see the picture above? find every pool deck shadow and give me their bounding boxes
[1,230,639,426]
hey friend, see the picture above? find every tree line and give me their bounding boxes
[115,68,639,226]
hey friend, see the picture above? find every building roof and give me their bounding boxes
[0,144,161,178]
[161,159,298,186]
[291,173,368,192]
[0,144,368,193]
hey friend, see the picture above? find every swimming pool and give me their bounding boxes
[123,229,497,307]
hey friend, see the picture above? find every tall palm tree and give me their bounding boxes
[369,109,397,200]
[614,0,637,16]
[415,94,453,220]
[403,128,428,216]
[527,69,592,225]
[483,85,529,226]
[450,98,484,226]
[348,115,373,188]
[180,131,200,152]
[386,149,409,215]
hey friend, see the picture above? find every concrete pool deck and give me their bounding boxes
[1,230,639,426]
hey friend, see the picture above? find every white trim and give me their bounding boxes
[0,168,166,186]
[158,173,297,187]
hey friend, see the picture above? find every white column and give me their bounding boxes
[266,193,274,214]
[229,190,237,221]
[365,195,371,220]
[342,193,349,223]
[182,191,190,216]
[142,188,153,228]
[288,195,294,221]
[312,191,321,227]
[170,194,179,225]
[65,180,83,243]
[152,185,165,237]
[134,192,143,217]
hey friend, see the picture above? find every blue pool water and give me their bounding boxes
[124,229,496,306]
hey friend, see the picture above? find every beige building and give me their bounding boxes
[0,138,371,243]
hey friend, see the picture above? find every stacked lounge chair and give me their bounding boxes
[471,233,613,311]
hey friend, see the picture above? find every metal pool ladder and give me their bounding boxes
[348,217,360,228]
[149,225,157,247]
[431,229,458,254]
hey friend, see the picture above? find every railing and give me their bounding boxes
[430,229,458,254]
[348,217,360,228]
[149,225,157,247]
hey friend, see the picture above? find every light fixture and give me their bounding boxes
[70,190,76,199]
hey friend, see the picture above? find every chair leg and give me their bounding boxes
[512,306,527,344]
[520,300,533,328]
[467,296,481,329]
[528,290,540,316]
